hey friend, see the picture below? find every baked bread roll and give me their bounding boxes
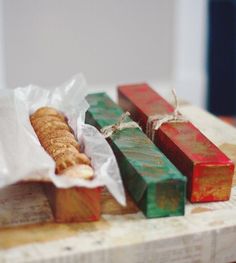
[30,107,94,179]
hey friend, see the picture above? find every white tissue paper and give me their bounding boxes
[0,74,126,206]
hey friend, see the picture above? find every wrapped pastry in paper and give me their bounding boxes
[0,74,125,206]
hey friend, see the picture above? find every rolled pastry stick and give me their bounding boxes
[30,107,66,121]
[30,115,67,129]
[35,120,71,134]
[30,106,93,179]
[38,130,76,145]
[30,107,100,223]
[43,137,79,150]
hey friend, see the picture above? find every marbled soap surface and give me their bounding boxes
[86,93,186,217]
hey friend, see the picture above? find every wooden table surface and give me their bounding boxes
[1,103,236,263]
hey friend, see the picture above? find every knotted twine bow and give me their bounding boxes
[146,89,187,141]
[101,112,141,138]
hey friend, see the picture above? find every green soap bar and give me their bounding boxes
[86,93,186,218]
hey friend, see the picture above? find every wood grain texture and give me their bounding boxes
[101,188,139,215]
[44,184,101,223]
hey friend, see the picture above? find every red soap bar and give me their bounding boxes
[118,83,234,203]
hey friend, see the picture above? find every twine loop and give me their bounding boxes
[101,112,141,138]
[146,89,187,141]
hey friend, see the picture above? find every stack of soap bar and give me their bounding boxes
[86,93,186,218]
[118,83,234,203]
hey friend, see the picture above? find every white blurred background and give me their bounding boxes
[0,0,207,107]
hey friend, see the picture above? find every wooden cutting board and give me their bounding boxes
[1,103,236,263]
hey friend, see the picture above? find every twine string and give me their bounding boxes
[101,112,141,138]
[146,89,187,141]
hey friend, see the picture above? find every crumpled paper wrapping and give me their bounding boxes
[0,74,125,205]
